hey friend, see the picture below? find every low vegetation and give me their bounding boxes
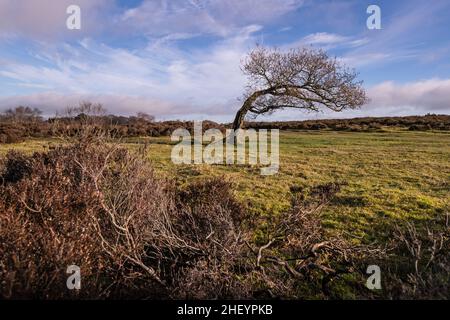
[0,124,448,299]
[1,104,449,144]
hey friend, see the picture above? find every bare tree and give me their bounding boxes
[136,112,155,122]
[232,46,368,130]
[66,101,107,120]
[2,106,43,123]
[50,101,109,143]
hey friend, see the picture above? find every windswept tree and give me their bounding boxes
[232,46,368,130]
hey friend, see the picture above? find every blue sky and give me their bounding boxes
[0,0,449,121]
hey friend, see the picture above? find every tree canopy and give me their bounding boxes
[232,46,368,130]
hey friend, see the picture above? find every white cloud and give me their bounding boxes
[287,32,368,51]
[367,79,450,112]
[280,78,450,118]
[301,32,350,45]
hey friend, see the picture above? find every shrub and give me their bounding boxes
[383,217,450,299]
[0,125,26,144]
[0,141,247,299]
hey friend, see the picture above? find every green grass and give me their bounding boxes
[1,129,449,242]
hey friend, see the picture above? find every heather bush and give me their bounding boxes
[383,217,450,299]
[0,143,169,298]
[0,140,247,299]
[0,125,26,144]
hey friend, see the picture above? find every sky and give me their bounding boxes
[0,0,449,121]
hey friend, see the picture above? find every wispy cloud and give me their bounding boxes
[0,24,262,118]
[288,32,368,51]
[340,0,450,68]
[301,33,350,46]
[120,0,304,37]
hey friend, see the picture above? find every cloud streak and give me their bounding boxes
[121,0,304,37]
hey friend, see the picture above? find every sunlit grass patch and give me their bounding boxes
[1,129,448,243]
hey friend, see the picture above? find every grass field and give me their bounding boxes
[1,129,449,244]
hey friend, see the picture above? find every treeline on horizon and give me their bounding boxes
[0,105,449,144]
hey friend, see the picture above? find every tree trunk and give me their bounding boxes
[228,99,253,145]
[232,105,248,131]
[232,91,263,131]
